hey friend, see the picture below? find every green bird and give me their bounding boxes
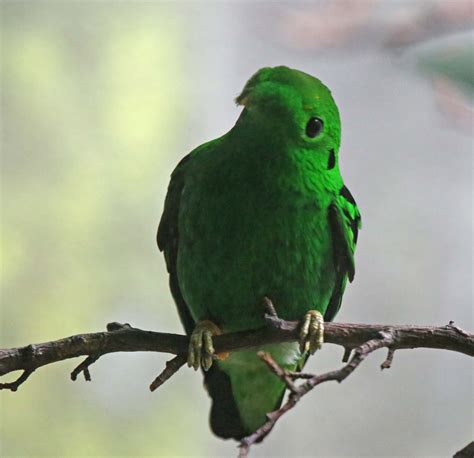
[158,66,361,439]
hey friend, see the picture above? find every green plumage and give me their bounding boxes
[158,66,361,439]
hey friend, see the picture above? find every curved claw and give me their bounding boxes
[299,310,324,355]
[187,320,221,371]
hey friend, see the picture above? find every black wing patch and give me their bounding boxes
[325,185,361,322]
[157,153,195,335]
[339,184,359,244]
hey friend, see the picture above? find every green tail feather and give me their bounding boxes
[206,343,302,439]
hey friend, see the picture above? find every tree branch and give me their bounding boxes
[1,320,471,385]
[239,332,393,455]
[1,313,472,456]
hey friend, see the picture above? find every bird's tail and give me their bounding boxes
[204,364,249,439]
[204,351,290,440]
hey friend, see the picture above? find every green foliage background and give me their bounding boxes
[1,3,206,456]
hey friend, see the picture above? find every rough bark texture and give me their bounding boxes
[1,318,472,457]
[1,320,472,387]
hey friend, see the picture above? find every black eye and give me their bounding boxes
[305,117,324,138]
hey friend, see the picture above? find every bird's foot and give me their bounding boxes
[187,320,223,371]
[299,310,324,354]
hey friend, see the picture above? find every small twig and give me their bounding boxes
[284,370,314,380]
[342,347,352,362]
[0,369,34,391]
[149,354,187,391]
[238,443,250,458]
[257,352,298,393]
[262,296,289,330]
[240,392,297,453]
[70,354,101,381]
[240,332,394,453]
[70,323,134,382]
[262,297,278,318]
[381,347,395,370]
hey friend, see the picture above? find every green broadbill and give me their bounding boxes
[158,66,361,439]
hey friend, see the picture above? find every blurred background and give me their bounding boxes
[1,1,472,457]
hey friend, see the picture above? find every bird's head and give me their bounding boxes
[235,66,341,168]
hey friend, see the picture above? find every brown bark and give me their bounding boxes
[1,315,472,457]
[1,319,471,389]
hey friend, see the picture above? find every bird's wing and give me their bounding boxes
[325,185,361,322]
[158,145,249,439]
[157,153,195,335]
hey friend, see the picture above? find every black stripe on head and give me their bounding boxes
[328,148,336,170]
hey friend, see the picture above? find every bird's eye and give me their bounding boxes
[305,117,324,138]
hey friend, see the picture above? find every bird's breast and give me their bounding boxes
[177,162,336,331]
